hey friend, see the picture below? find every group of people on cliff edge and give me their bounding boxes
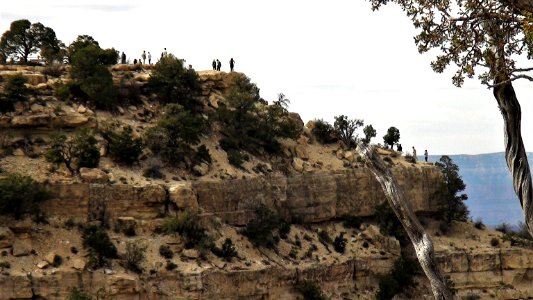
[212,58,235,72]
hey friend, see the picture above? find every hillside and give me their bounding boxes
[0,64,532,299]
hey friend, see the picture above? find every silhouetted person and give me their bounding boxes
[424,149,428,162]
[216,59,221,71]
[412,147,417,162]
[229,58,235,72]
[148,52,152,64]
[212,59,216,70]
[133,58,137,64]
[121,52,126,64]
[142,51,146,64]
[163,48,168,57]
[397,144,402,152]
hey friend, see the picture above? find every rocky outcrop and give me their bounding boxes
[41,165,443,225]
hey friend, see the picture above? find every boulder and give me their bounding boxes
[79,168,109,183]
[182,249,200,259]
[44,252,57,264]
[71,258,86,270]
[344,151,356,163]
[36,261,49,269]
[292,157,304,173]
[168,183,199,212]
[12,239,32,257]
[294,145,309,160]
[30,104,45,113]
[77,105,87,114]
[0,227,15,249]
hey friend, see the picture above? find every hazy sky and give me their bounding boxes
[2,0,533,155]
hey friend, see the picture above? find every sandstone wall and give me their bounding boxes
[41,165,444,224]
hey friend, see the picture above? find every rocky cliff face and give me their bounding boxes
[41,165,444,226]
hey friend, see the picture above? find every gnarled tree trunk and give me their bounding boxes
[493,79,533,235]
[356,143,453,300]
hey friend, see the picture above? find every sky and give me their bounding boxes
[2,0,533,155]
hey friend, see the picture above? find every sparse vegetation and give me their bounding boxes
[163,210,211,250]
[490,238,500,247]
[159,245,174,259]
[334,115,363,149]
[311,119,336,144]
[211,238,238,262]
[376,256,420,300]
[0,173,52,219]
[243,205,283,248]
[296,280,326,300]
[474,218,485,230]
[68,288,92,300]
[435,155,469,224]
[375,201,405,239]
[333,232,347,254]
[46,128,100,174]
[101,125,143,165]
[123,241,146,273]
[82,225,118,269]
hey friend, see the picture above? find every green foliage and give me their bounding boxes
[474,218,485,230]
[490,237,500,247]
[124,241,146,273]
[435,156,469,223]
[163,210,211,249]
[211,238,238,262]
[159,245,173,259]
[375,201,405,240]
[217,76,301,156]
[279,221,291,239]
[82,225,118,269]
[243,205,283,248]
[144,104,207,168]
[46,129,100,174]
[70,42,117,109]
[318,230,332,247]
[362,124,377,144]
[311,119,336,144]
[333,115,363,149]
[297,281,326,300]
[0,173,52,219]
[4,73,29,103]
[376,256,420,300]
[333,232,347,254]
[383,127,400,149]
[68,288,92,300]
[148,54,202,110]
[52,254,63,267]
[102,125,143,165]
[0,19,62,63]
[53,81,74,102]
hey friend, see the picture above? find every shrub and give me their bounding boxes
[102,125,143,165]
[227,149,245,168]
[495,222,512,234]
[375,201,405,239]
[341,215,362,229]
[82,225,118,268]
[148,54,202,110]
[435,156,469,223]
[212,238,238,262]
[165,261,177,271]
[0,173,52,219]
[243,205,283,248]
[376,256,420,300]
[52,254,63,267]
[490,238,500,247]
[142,158,165,179]
[297,281,326,300]
[362,124,377,144]
[68,288,92,300]
[318,230,332,246]
[159,245,173,259]
[124,241,146,273]
[404,153,416,164]
[4,73,29,103]
[279,222,291,239]
[333,232,347,254]
[474,218,485,230]
[46,129,100,174]
[41,64,64,77]
[0,261,10,268]
[163,210,211,249]
[311,119,336,144]
[334,115,364,149]
[54,81,74,102]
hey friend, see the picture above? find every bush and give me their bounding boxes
[124,241,146,273]
[435,156,469,223]
[490,238,500,247]
[318,230,332,247]
[334,115,363,149]
[279,222,291,239]
[68,288,92,300]
[375,201,405,240]
[52,254,63,267]
[82,225,118,268]
[46,129,100,174]
[297,281,326,300]
[142,158,165,179]
[474,218,485,230]
[159,245,173,259]
[226,149,245,168]
[0,173,52,219]
[495,222,512,234]
[341,215,362,229]
[404,153,416,164]
[333,232,347,254]
[0,261,10,268]
[311,119,336,144]
[165,261,177,271]
[42,64,64,77]
[211,238,238,262]
[163,210,210,249]
[54,81,74,102]
[376,256,420,300]
[243,205,283,248]
[102,125,143,165]
[148,54,202,110]
[4,73,29,103]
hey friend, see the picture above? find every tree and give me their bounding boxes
[435,156,469,223]
[333,115,364,149]
[0,19,61,63]
[362,124,377,144]
[70,43,118,109]
[0,173,52,219]
[66,35,99,63]
[101,125,143,165]
[147,54,202,110]
[383,127,400,149]
[45,129,100,174]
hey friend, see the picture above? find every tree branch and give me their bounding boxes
[356,143,453,300]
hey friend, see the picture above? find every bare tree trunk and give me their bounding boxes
[356,143,453,300]
[493,79,533,235]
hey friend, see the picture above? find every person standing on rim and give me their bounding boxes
[148,52,152,64]
[424,149,428,162]
[412,146,417,162]
[216,59,221,71]
[142,50,146,64]
[229,58,235,72]
[212,59,216,70]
